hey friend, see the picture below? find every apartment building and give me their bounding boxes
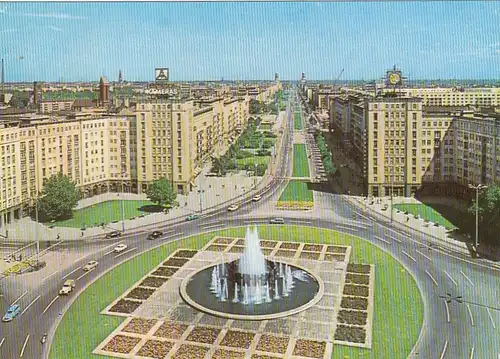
[40,100,74,113]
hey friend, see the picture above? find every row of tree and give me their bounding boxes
[469,184,500,246]
[314,132,337,175]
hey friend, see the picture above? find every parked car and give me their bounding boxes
[59,279,76,295]
[186,214,200,221]
[269,218,285,224]
[105,230,122,239]
[227,204,240,212]
[147,231,163,240]
[252,194,262,202]
[83,260,99,271]
[2,304,21,322]
[114,244,128,253]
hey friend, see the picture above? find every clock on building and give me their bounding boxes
[388,72,401,86]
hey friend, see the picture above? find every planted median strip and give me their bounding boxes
[292,144,310,177]
[277,180,313,210]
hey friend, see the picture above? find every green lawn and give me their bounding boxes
[235,156,270,166]
[294,111,303,130]
[393,203,457,230]
[259,124,272,130]
[292,144,310,177]
[49,226,423,359]
[50,200,156,228]
[278,180,313,202]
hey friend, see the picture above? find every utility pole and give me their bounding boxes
[35,195,40,266]
[468,183,488,250]
[198,188,204,214]
[120,174,126,233]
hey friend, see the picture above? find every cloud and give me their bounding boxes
[47,25,63,32]
[19,12,86,20]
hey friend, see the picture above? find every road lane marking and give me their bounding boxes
[402,251,417,262]
[203,220,221,226]
[290,220,312,224]
[201,224,226,230]
[19,335,29,358]
[487,308,496,329]
[470,347,474,359]
[460,271,475,286]
[443,271,458,286]
[20,295,41,315]
[336,225,357,231]
[353,211,370,220]
[75,253,92,263]
[373,236,390,244]
[43,295,59,314]
[102,241,124,251]
[104,249,115,255]
[0,337,4,349]
[76,269,93,281]
[114,247,136,258]
[439,341,448,359]
[425,270,438,286]
[466,304,475,326]
[11,290,28,305]
[62,267,81,280]
[42,270,59,282]
[444,300,450,323]
[388,235,402,243]
[416,249,433,262]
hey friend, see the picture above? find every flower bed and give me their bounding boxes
[345,273,369,285]
[256,334,289,354]
[341,297,368,310]
[207,245,227,252]
[260,240,278,248]
[252,355,280,359]
[185,326,221,344]
[126,287,156,300]
[275,250,296,258]
[220,330,256,349]
[346,264,370,274]
[214,237,235,245]
[326,246,347,253]
[228,246,245,253]
[102,335,141,354]
[109,299,142,314]
[122,318,157,334]
[279,242,301,250]
[343,285,369,297]
[136,339,174,359]
[172,344,209,359]
[292,339,326,358]
[163,257,190,267]
[334,325,366,343]
[174,250,197,258]
[324,253,345,262]
[276,201,314,210]
[299,251,321,260]
[139,276,169,288]
[152,267,179,277]
[337,310,368,326]
[154,322,188,339]
[302,244,323,252]
[213,349,246,358]
[261,248,273,255]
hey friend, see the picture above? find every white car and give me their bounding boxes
[59,279,76,295]
[227,204,239,212]
[114,244,128,253]
[83,260,99,271]
[252,194,262,202]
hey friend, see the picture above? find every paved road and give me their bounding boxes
[1,89,499,359]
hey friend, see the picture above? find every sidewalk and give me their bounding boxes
[344,195,471,255]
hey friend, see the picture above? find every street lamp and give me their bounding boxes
[198,187,204,214]
[468,183,488,249]
[254,163,258,188]
[117,173,126,233]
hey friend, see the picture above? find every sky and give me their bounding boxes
[0,2,499,82]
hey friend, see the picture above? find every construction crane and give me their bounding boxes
[335,69,344,85]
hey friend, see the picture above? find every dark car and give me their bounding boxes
[105,230,122,239]
[147,231,163,240]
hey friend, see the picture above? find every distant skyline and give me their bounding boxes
[0,2,499,82]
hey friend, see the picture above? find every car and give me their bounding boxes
[147,231,163,240]
[186,214,200,221]
[105,230,122,239]
[114,244,128,253]
[269,218,285,224]
[2,304,21,322]
[252,194,262,202]
[59,279,76,295]
[227,204,239,212]
[83,260,99,271]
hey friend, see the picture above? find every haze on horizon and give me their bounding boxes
[0,2,499,82]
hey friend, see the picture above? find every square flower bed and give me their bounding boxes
[126,287,156,300]
[136,339,174,359]
[326,246,347,254]
[139,276,169,288]
[337,310,368,326]
[213,349,246,358]
[207,245,227,252]
[261,248,273,255]
[341,297,368,310]
[109,299,142,314]
[299,251,321,260]
[252,355,281,359]
[324,253,345,261]
[302,244,323,252]
[186,326,221,344]
[220,330,256,349]
[274,250,296,258]
[152,266,178,277]
[172,344,209,359]
[122,318,157,334]
[228,246,245,253]
[174,250,197,258]
[279,242,300,250]
[334,325,366,343]
[235,239,245,246]
[163,257,190,267]
[343,284,369,297]
[345,273,370,285]
[214,237,235,245]
[292,339,326,358]
[256,334,290,354]
[102,335,141,354]
[346,264,371,274]
[260,240,278,248]
[153,322,188,339]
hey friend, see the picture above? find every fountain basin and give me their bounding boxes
[180,259,324,321]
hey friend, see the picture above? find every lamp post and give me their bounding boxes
[198,188,204,214]
[120,173,126,233]
[468,183,488,250]
[254,163,258,188]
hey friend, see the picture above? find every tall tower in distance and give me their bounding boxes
[118,69,122,84]
[1,58,4,98]
[99,76,110,106]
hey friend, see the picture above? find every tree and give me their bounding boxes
[38,173,79,221]
[469,184,500,246]
[145,178,178,208]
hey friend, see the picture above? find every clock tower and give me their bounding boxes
[385,66,404,95]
